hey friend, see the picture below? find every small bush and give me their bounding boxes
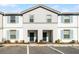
[20,40,25,43]
[6,40,10,43]
[70,40,76,44]
[37,40,46,44]
[3,40,7,43]
[15,40,18,43]
[35,39,38,42]
[55,39,60,44]
[3,40,10,43]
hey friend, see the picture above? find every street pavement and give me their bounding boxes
[0,45,79,54]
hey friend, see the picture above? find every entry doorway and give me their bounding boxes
[30,32,34,42]
[43,30,53,43]
[28,30,38,43]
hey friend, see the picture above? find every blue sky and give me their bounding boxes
[0,4,79,13]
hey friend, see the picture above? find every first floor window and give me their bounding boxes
[64,30,70,39]
[10,30,16,39]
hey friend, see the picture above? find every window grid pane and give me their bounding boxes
[47,15,52,22]
[10,30,16,39]
[63,16,71,23]
[30,15,34,22]
[10,16,16,23]
[64,30,70,39]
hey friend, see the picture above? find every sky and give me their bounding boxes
[0,4,79,13]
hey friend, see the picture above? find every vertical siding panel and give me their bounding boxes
[16,30,19,39]
[7,30,10,40]
[61,30,64,39]
[70,16,73,23]
[61,16,64,23]
[16,16,19,23]
[7,16,10,23]
[70,30,73,39]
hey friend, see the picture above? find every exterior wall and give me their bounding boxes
[57,28,77,43]
[0,5,79,43]
[3,28,23,43]
[23,7,58,43]
[78,16,79,41]
[23,23,57,42]
[23,8,58,23]
[58,15,78,27]
[0,14,3,42]
[0,14,3,28]
[0,30,2,42]
[3,16,23,28]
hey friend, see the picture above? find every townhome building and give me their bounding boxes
[0,4,78,43]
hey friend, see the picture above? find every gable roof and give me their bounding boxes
[21,4,61,14]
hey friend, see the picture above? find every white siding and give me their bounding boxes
[3,16,23,28]
[23,8,58,23]
[57,28,77,42]
[58,15,77,27]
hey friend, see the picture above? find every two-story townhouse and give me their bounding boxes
[21,5,60,43]
[58,13,78,43]
[3,13,23,43]
[0,4,78,43]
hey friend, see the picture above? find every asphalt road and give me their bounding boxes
[53,46,79,54]
[29,46,61,54]
[0,46,27,54]
[0,46,79,54]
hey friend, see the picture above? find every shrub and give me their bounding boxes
[37,40,46,44]
[70,40,76,44]
[20,40,25,43]
[15,40,18,43]
[35,39,38,42]
[55,39,60,44]
[6,40,10,43]
[3,40,7,44]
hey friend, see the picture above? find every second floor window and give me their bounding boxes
[30,15,34,22]
[62,16,72,23]
[10,16,16,23]
[47,15,52,23]
[7,16,19,23]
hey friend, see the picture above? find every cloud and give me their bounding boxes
[0,4,17,7]
[0,4,20,13]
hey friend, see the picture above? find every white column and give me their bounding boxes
[38,30,43,42]
[47,37,49,42]
[24,29,29,43]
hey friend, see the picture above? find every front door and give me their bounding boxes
[43,32,47,41]
[30,32,34,42]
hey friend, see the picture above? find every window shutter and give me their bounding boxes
[16,30,19,39]
[7,30,10,40]
[70,16,73,23]
[61,16,64,23]
[61,30,64,39]
[7,16,10,23]
[70,30,73,39]
[16,16,19,23]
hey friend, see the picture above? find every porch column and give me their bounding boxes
[38,30,43,42]
[25,30,29,43]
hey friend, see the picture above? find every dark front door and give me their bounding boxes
[43,32,47,41]
[30,32,34,42]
